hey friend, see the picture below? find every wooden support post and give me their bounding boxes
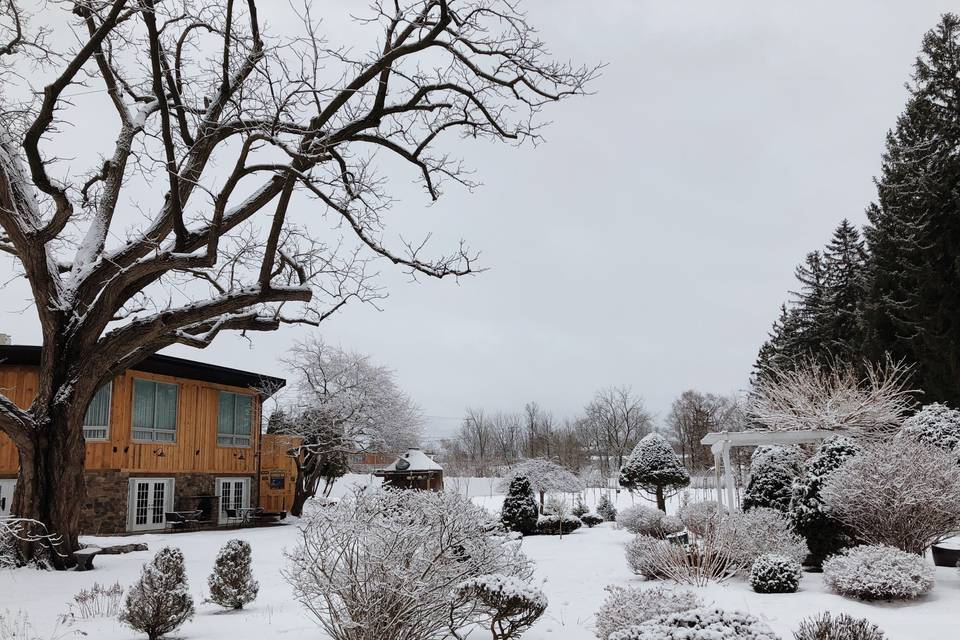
[713,451,724,509]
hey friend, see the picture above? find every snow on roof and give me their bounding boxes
[379,448,443,472]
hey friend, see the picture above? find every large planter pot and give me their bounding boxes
[931,544,960,567]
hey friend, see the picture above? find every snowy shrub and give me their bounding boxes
[793,612,887,640]
[284,487,532,640]
[501,475,540,535]
[572,496,590,518]
[454,574,547,640]
[678,501,725,538]
[597,495,617,521]
[119,547,195,640]
[619,434,690,511]
[593,585,701,640]
[70,582,124,619]
[820,438,960,554]
[743,445,804,512]
[749,554,802,594]
[581,513,603,528]
[498,459,585,513]
[0,518,55,569]
[899,402,960,457]
[608,607,779,640]
[617,505,670,537]
[715,508,807,569]
[789,436,861,566]
[536,514,582,535]
[208,539,259,610]
[626,534,734,586]
[822,545,934,601]
[660,515,683,536]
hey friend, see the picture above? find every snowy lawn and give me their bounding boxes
[2,490,958,639]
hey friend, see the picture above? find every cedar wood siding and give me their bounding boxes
[0,365,261,477]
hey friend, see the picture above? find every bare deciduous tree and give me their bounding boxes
[0,0,595,565]
[746,358,915,440]
[581,386,653,474]
[667,390,739,471]
[280,337,421,515]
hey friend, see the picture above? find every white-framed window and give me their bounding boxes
[132,379,179,442]
[82,382,112,441]
[217,391,253,447]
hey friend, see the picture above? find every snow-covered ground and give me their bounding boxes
[2,484,958,639]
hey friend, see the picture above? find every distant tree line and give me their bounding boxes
[755,14,960,407]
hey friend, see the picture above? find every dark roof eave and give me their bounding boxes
[0,345,285,396]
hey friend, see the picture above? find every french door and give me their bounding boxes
[217,477,250,524]
[0,479,15,517]
[127,478,174,531]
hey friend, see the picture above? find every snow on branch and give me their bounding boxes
[746,357,916,440]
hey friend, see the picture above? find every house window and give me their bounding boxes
[82,382,112,441]
[218,392,253,447]
[132,379,178,442]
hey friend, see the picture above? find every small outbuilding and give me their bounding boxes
[374,448,444,491]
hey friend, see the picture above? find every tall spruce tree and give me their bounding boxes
[862,13,960,405]
[822,220,868,365]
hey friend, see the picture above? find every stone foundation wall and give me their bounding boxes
[80,470,257,534]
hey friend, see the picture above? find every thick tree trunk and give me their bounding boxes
[655,486,666,512]
[12,414,86,569]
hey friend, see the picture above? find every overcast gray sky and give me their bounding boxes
[3,0,956,441]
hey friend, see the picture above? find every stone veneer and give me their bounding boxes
[80,470,258,535]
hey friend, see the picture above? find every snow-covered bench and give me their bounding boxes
[73,546,102,571]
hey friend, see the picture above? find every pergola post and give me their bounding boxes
[721,442,736,513]
[713,450,724,509]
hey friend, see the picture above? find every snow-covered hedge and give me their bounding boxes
[899,402,960,456]
[536,514,582,535]
[821,438,960,554]
[617,506,680,538]
[285,487,532,640]
[581,513,603,528]
[749,554,802,594]
[454,574,547,640]
[593,585,701,640]
[677,501,725,538]
[793,612,887,640]
[715,508,808,568]
[607,607,779,640]
[742,445,804,512]
[822,545,934,601]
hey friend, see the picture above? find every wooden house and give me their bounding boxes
[374,448,444,491]
[0,344,287,534]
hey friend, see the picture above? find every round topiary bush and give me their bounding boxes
[822,545,934,601]
[581,513,603,528]
[793,612,887,640]
[607,607,779,640]
[536,514,582,536]
[749,553,801,594]
[660,515,684,536]
[617,505,670,537]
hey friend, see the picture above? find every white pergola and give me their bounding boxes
[700,430,835,511]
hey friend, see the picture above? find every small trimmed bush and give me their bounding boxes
[581,513,603,528]
[822,545,934,601]
[208,539,259,609]
[678,501,725,538]
[572,497,590,518]
[793,612,887,640]
[749,554,802,593]
[608,607,779,640]
[594,584,701,640]
[715,508,807,568]
[597,495,617,521]
[454,574,547,640]
[120,547,195,640]
[536,514,582,535]
[617,505,668,536]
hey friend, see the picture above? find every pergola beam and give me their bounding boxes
[700,429,835,512]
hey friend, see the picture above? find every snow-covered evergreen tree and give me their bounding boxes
[899,402,960,457]
[208,539,259,610]
[618,433,690,511]
[501,475,540,535]
[119,547,194,640]
[596,495,617,521]
[862,14,960,406]
[789,436,861,566]
[742,445,804,512]
[497,458,584,514]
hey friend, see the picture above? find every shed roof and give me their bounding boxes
[378,448,443,473]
